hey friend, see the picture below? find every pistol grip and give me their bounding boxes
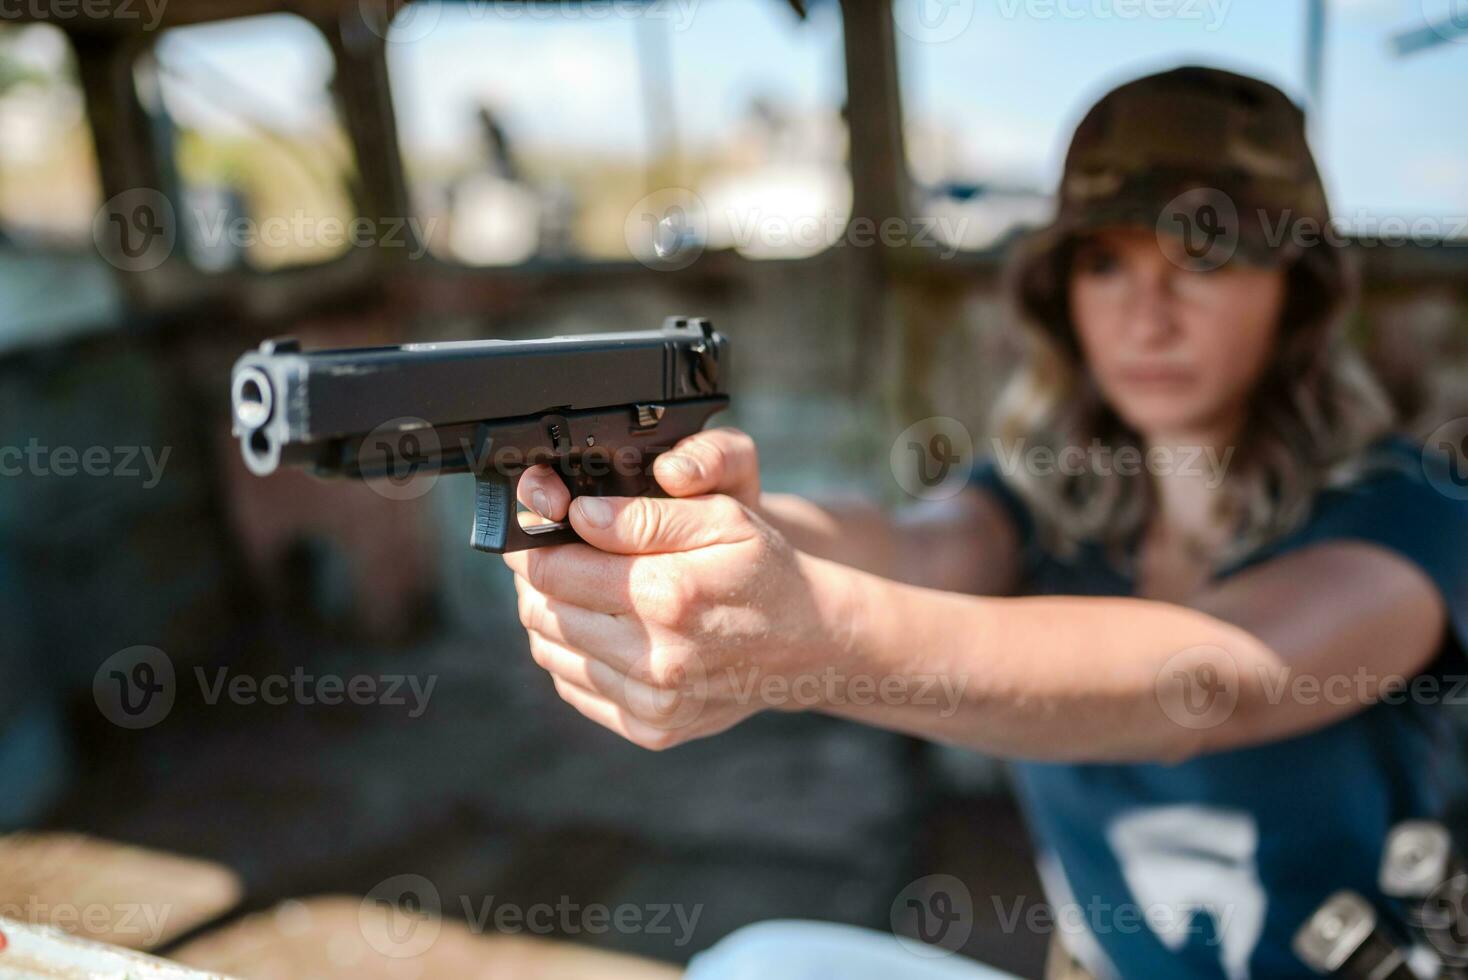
[470,470,582,554]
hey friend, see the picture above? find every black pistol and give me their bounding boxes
[1381,820,1468,977]
[229,316,729,553]
[1294,890,1417,980]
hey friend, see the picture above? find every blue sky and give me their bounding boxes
[896,0,1468,219]
[158,0,1467,223]
[384,1,846,159]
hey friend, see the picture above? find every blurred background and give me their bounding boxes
[0,0,1464,975]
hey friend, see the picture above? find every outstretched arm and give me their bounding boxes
[519,426,1021,594]
[508,431,1446,762]
[826,540,1444,761]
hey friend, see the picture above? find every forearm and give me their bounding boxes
[759,493,903,578]
[761,490,1019,593]
[804,556,1286,763]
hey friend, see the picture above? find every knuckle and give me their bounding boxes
[646,644,699,691]
[626,562,655,610]
[715,427,757,467]
[625,499,665,549]
[525,550,553,596]
[688,437,724,473]
[631,727,678,752]
[528,633,553,670]
[516,588,538,631]
[727,427,757,459]
[669,572,706,626]
[628,562,672,621]
[632,563,700,627]
[655,655,689,692]
[712,494,752,529]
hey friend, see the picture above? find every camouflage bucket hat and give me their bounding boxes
[1012,65,1348,333]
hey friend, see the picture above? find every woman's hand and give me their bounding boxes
[516,427,763,523]
[504,430,850,750]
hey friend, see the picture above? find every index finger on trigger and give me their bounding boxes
[516,464,571,521]
[503,542,636,615]
[652,427,759,500]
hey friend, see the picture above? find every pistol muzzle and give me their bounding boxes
[232,364,281,475]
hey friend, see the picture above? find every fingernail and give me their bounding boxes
[531,489,551,519]
[576,496,613,528]
[664,455,698,481]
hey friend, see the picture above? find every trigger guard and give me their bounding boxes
[470,469,582,553]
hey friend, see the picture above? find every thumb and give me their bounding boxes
[568,494,755,555]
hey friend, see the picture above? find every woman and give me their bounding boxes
[507,67,1468,978]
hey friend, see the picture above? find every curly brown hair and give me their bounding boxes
[992,227,1396,566]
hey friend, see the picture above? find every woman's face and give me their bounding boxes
[1068,227,1287,442]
